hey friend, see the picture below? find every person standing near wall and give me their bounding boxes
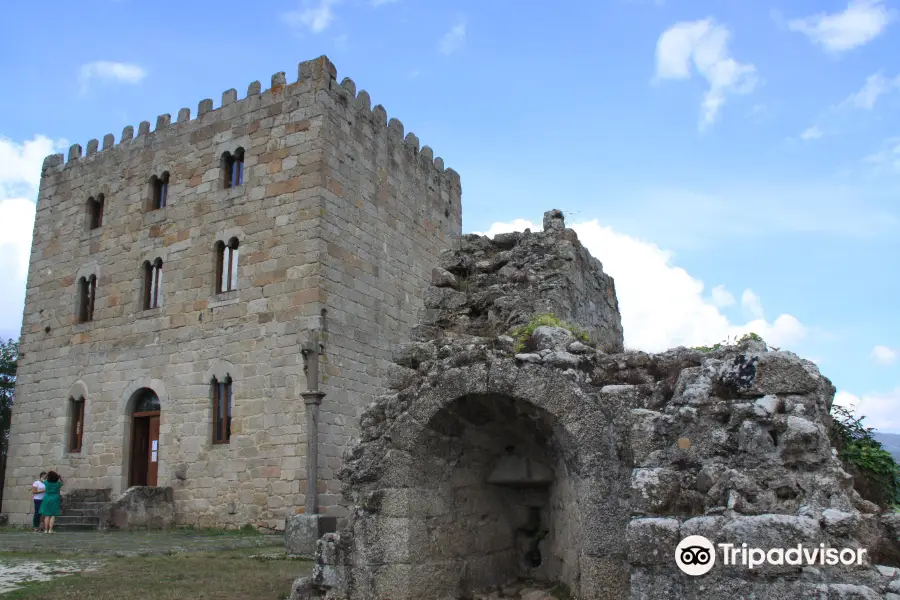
[39,471,62,534]
[30,471,46,532]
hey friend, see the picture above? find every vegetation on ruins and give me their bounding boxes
[693,331,900,509]
[692,331,777,353]
[510,313,590,352]
[830,405,900,508]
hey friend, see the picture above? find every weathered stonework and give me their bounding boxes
[107,486,175,530]
[291,213,900,599]
[1,55,461,529]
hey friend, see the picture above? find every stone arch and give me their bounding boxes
[66,380,89,402]
[203,361,239,384]
[118,378,169,491]
[345,359,630,599]
[118,378,169,416]
[74,262,102,285]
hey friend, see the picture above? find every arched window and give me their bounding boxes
[212,376,233,444]
[69,396,85,453]
[88,195,104,230]
[143,258,163,310]
[222,148,244,189]
[215,238,239,293]
[151,172,169,210]
[77,275,96,323]
[134,389,161,413]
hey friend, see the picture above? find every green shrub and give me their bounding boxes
[509,314,589,353]
[692,332,775,353]
[830,405,900,508]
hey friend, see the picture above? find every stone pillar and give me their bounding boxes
[302,389,324,514]
[285,328,336,555]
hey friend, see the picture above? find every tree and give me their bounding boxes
[0,337,18,507]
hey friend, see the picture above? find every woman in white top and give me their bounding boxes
[31,471,47,532]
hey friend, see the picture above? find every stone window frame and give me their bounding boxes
[211,227,244,299]
[65,381,89,456]
[148,171,170,212]
[215,238,240,294]
[86,194,105,231]
[221,147,245,190]
[134,249,168,317]
[211,376,233,444]
[73,263,101,327]
[142,258,164,311]
[69,396,86,453]
[204,362,239,447]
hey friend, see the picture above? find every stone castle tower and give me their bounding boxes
[1,55,462,528]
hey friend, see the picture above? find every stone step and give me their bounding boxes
[53,515,101,525]
[58,508,98,518]
[53,522,100,532]
[61,502,108,513]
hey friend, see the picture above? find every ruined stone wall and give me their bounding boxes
[292,214,900,600]
[2,55,460,528]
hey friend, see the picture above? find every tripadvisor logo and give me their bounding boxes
[675,536,869,576]
[675,536,716,576]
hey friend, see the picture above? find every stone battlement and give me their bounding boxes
[40,55,460,196]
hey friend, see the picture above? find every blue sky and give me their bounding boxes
[1,0,898,429]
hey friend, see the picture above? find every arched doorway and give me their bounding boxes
[128,388,161,487]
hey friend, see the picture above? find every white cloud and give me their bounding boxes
[801,125,824,140]
[477,217,808,352]
[283,0,339,34]
[844,71,900,109]
[654,19,758,129]
[834,388,900,433]
[788,0,894,53]
[370,0,398,5]
[439,20,467,55]
[78,61,146,94]
[741,289,764,319]
[864,137,900,171]
[710,285,735,308]
[872,345,898,366]
[0,135,68,338]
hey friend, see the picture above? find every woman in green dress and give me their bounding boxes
[39,471,63,533]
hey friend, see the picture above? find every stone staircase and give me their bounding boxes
[56,488,111,531]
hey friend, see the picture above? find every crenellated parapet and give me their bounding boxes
[326,73,461,196]
[39,55,460,198]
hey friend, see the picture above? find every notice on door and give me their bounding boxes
[151,451,158,463]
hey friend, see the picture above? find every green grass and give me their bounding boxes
[1,551,311,600]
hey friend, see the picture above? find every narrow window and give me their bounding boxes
[222,148,245,189]
[143,259,163,310]
[152,172,169,209]
[78,275,96,323]
[88,195,104,229]
[69,397,85,453]
[215,238,240,293]
[212,376,232,444]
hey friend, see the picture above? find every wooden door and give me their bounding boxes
[147,416,160,486]
[130,418,150,487]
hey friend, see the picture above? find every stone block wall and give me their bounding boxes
[302,71,461,515]
[1,55,461,529]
